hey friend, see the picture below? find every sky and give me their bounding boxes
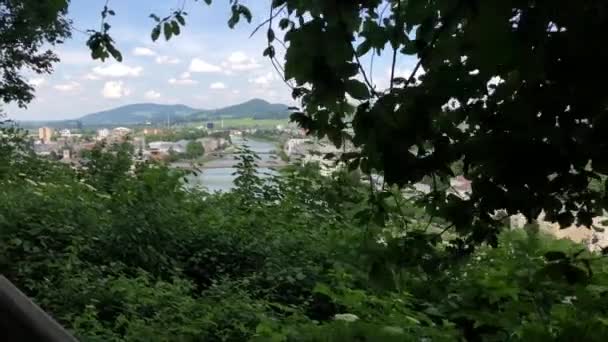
[5,0,417,121]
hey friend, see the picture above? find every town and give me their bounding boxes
[31,122,350,173]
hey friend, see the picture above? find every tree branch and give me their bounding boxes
[389,48,398,90]
[352,45,378,97]
[404,59,423,87]
[262,4,294,90]
[389,0,402,91]
[436,223,454,237]
[249,4,286,38]
[370,2,392,85]
[401,2,463,88]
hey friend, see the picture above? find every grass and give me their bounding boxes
[187,118,289,130]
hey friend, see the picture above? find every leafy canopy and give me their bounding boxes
[2,123,608,341]
[185,140,205,159]
[71,0,608,247]
[3,0,608,246]
[0,0,71,106]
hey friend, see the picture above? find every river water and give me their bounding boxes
[187,137,281,192]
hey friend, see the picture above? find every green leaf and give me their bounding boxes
[356,40,372,57]
[149,14,160,22]
[228,12,239,29]
[267,28,275,42]
[239,6,252,23]
[312,283,333,296]
[171,20,181,36]
[203,0,212,4]
[279,18,291,30]
[557,211,575,228]
[163,22,173,40]
[263,46,275,58]
[369,260,395,291]
[151,25,161,41]
[345,79,371,100]
[544,251,567,262]
[176,14,186,26]
[107,43,122,62]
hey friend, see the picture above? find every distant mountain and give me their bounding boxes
[190,99,290,120]
[20,99,291,127]
[79,103,199,125]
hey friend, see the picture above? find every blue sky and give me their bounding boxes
[6,0,417,121]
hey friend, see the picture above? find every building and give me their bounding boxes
[285,138,312,156]
[148,141,175,154]
[33,142,58,157]
[112,127,132,137]
[59,129,71,138]
[62,149,71,160]
[197,137,229,153]
[38,127,53,143]
[143,128,162,135]
[97,129,110,140]
[172,140,189,154]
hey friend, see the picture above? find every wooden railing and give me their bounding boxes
[0,275,77,341]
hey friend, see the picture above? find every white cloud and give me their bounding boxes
[189,58,222,73]
[228,51,249,64]
[28,78,46,87]
[83,73,101,81]
[53,81,81,92]
[102,81,131,99]
[144,90,161,100]
[92,63,143,78]
[249,72,275,86]
[210,82,227,89]
[133,47,156,56]
[169,78,198,85]
[226,51,261,71]
[155,55,181,64]
[57,50,92,65]
[169,70,198,85]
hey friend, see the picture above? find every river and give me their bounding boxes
[186,136,282,192]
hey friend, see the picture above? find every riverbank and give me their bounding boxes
[176,137,285,192]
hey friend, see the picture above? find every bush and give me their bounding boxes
[2,125,608,341]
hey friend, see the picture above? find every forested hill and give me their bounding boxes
[19,99,290,127]
[190,99,290,120]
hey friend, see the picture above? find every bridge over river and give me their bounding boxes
[205,150,276,156]
[178,137,287,192]
[172,158,286,169]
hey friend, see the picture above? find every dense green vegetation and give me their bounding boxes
[2,123,608,341]
[130,0,608,247]
[201,118,289,130]
[3,1,608,341]
[185,141,205,159]
[144,129,208,143]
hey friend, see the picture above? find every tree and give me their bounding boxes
[185,141,205,159]
[0,0,71,107]
[79,141,134,193]
[4,0,608,248]
[122,0,608,248]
